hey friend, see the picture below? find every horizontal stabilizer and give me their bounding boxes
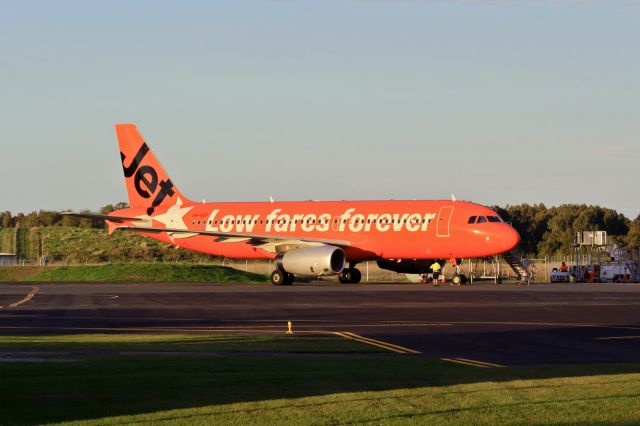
[61,212,147,223]
[62,212,151,235]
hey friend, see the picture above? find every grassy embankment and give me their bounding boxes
[0,226,269,282]
[0,334,639,425]
[0,226,216,263]
[0,263,267,283]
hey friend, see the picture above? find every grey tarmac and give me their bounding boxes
[1,281,640,366]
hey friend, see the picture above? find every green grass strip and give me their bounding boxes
[0,356,639,425]
[0,263,268,283]
[0,333,379,353]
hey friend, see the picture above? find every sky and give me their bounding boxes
[1,0,639,218]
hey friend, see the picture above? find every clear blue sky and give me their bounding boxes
[1,1,639,218]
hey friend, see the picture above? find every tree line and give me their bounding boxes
[0,203,129,230]
[493,204,640,256]
[1,203,639,257]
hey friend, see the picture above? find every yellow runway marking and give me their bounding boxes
[1,287,40,310]
[452,357,505,368]
[334,331,421,354]
[442,358,489,368]
[441,357,505,368]
[596,335,640,340]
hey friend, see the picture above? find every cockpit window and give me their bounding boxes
[477,216,487,223]
[487,216,501,223]
[468,216,477,224]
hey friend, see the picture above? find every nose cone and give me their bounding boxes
[502,225,521,252]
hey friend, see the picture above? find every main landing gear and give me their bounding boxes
[271,269,295,286]
[338,265,361,284]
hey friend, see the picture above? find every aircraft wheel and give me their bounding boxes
[284,273,295,286]
[339,269,353,284]
[452,274,462,285]
[350,268,362,284]
[271,270,286,286]
[460,274,468,284]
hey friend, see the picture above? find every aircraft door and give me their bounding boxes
[332,216,340,232]
[436,206,454,237]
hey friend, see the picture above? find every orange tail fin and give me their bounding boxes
[115,124,191,215]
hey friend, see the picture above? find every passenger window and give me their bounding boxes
[468,216,476,224]
[477,216,487,223]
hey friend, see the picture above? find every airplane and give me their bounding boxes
[67,124,521,285]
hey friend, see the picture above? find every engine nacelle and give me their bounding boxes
[377,259,435,274]
[278,246,346,276]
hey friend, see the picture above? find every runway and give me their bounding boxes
[1,282,640,366]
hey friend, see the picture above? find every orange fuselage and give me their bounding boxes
[115,199,519,262]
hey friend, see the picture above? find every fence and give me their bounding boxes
[2,255,565,283]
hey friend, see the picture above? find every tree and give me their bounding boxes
[0,211,12,228]
[493,204,548,256]
[37,211,61,227]
[625,215,640,248]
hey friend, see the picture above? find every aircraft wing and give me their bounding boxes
[115,225,352,252]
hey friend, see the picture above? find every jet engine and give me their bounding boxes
[277,246,346,276]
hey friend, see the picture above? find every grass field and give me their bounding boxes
[0,334,639,425]
[0,333,376,353]
[0,266,44,281]
[0,263,267,283]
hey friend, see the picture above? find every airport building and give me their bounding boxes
[0,253,17,266]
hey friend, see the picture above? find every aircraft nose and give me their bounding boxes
[503,225,521,252]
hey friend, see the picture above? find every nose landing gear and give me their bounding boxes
[449,258,467,285]
[451,273,467,285]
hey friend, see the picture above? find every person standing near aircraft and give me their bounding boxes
[430,261,442,287]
